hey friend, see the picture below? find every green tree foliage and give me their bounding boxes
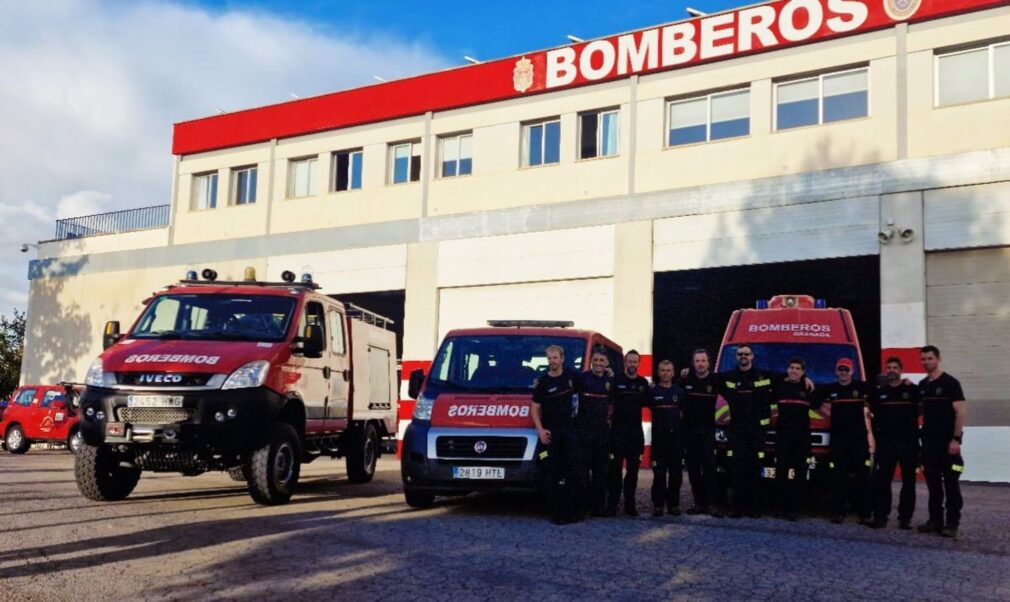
[0,310,26,399]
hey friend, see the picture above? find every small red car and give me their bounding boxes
[1,384,83,454]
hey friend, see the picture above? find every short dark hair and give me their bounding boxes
[787,356,805,370]
[736,343,753,352]
[692,348,710,360]
[885,356,903,369]
[920,345,941,358]
[625,349,641,358]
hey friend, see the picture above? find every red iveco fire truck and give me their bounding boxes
[75,268,398,505]
[400,321,623,508]
[714,294,866,480]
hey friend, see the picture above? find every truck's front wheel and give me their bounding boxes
[74,445,141,501]
[5,425,30,455]
[345,422,379,484]
[245,422,301,505]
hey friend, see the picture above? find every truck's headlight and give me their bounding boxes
[84,358,105,387]
[412,393,436,421]
[222,360,270,390]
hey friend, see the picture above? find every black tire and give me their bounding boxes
[227,466,247,482]
[74,445,141,501]
[345,422,379,484]
[404,487,435,509]
[244,422,301,505]
[5,425,30,455]
[67,428,85,455]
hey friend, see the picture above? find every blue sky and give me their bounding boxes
[188,0,750,62]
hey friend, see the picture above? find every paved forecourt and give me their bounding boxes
[1,452,1009,601]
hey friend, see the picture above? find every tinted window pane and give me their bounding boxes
[350,152,363,190]
[247,169,257,203]
[938,49,989,105]
[459,158,472,175]
[669,125,707,146]
[711,118,750,140]
[410,155,421,182]
[441,160,457,177]
[777,99,818,129]
[527,124,543,166]
[544,121,561,164]
[393,146,408,183]
[580,113,598,159]
[824,91,867,122]
[995,44,1010,98]
[600,112,619,156]
[208,174,218,208]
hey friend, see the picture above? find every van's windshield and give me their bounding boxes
[131,294,297,342]
[428,335,586,391]
[718,343,861,384]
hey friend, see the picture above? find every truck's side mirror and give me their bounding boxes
[103,321,121,349]
[300,324,324,359]
[408,368,425,399]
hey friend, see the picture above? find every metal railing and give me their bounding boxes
[52,204,170,241]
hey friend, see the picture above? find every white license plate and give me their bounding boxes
[127,395,183,408]
[452,466,505,480]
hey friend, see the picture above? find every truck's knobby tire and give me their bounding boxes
[345,423,379,484]
[404,488,435,509]
[67,428,85,455]
[5,425,30,455]
[227,466,247,482]
[244,423,301,506]
[74,445,142,501]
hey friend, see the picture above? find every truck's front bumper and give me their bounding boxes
[78,386,285,453]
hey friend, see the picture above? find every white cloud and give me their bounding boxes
[0,0,449,317]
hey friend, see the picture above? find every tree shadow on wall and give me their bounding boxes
[25,254,93,384]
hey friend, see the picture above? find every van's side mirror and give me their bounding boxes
[300,324,324,359]
[408,368,425,399]
[103,321,121,349]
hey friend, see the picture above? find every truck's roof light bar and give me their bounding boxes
[345,303,395,330]
[176,280,321,290]
[486,320,575,328]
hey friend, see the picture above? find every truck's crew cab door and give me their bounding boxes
[298,300,330,432]
[326,307,351,423]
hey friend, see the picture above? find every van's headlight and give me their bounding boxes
[222,361,270,390]
[412,393,436,421]
[84,358,105,387]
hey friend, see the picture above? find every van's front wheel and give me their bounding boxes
[75,445,141,501]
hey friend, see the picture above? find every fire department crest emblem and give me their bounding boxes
[884,0,922,21]
[513,56,534,93]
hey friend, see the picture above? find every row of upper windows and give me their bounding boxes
[189,40,1010,210]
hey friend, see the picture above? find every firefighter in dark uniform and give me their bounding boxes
[532,344,581,525]
[717,344,776,519]
[773,357,814,521]
[917,345,966,539]
[680,349,723,517]
[870,356,921,529]
[647,360,685,517]
[815,357,874,524]
[577,349,614,517]
[607,350,650,517]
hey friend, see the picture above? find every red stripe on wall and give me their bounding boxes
[881,348,923,372]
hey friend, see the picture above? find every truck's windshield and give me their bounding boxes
[429,335,586,391]
[132,294,297,342]
[718,343,861,384]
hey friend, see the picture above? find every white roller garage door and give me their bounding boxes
[926,247,1010,481]
[437,278,614,341]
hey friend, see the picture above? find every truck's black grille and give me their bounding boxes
[435,436,527,459]
[117,407,194,424]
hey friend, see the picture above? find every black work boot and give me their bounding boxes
[625,504,640,517]
[685,506,708,516]
[918,520,943,534]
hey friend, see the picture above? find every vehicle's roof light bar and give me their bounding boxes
[486,320,575,328]
[176,280,320,290]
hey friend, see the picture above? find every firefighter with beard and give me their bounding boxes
[532,345,582,525]
[869,356,921,530]
[607,350,650,517]
[576,349,614,517]
[717,344,775,519]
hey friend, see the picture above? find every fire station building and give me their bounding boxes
[23,0,1010,479]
